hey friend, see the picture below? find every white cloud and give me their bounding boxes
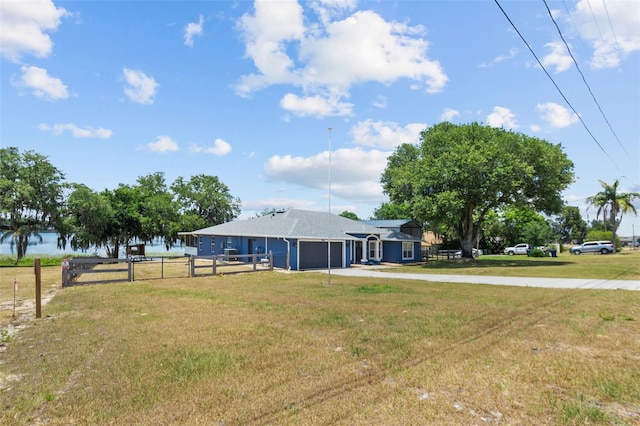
[184,15,204,47]
[350,120,425,150]
[481,48,519,67]
[0,0,69,62]
[536,102,579,128]
[236,1,447,117]
[571,0,640,68]
[191,138,232,156]
[280,93,353,117]
[541,41,573,73]
[440,108,460,121]
[372,96,387,109]
[147,135,179,153]
[123,68,158,104]
[309,0,357,26]
[14,65,68,101]
[486,106,518,129]
[39,123,112,138]
[264,147,389,202]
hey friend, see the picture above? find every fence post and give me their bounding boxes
[213,256,217,275]
[61,258,69,287]
[34,259,41,319]
[128,257,133,282]
[190,256,194,277]
[269,251,274,271]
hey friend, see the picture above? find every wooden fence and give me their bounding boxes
[62,253,274,286]
[191,252,273,277]
[62,257,131,287]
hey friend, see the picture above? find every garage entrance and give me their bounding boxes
[299,241,342,270]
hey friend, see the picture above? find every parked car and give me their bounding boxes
[504,243,531,255]
[569,241,614,255]
[454,248,480,258]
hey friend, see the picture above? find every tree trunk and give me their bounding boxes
[458,205,476,258]
[460,233,476,258]
[16,234,26,261]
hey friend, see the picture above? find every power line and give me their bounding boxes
[542,0,629,156]
[601,0,623,59]
[493,0,619,170]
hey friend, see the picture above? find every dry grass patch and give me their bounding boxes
[0,268,639,425]
[405,251,640,280]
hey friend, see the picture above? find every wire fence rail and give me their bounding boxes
[62,253,274,287]
[190,252,273,277]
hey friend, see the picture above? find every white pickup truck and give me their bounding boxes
[504,243,531,255]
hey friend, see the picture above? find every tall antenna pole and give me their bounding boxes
[327,127,332,286]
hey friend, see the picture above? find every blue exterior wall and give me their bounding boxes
[381,241,421,263]
[193,235,418,269]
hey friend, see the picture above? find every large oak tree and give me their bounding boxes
[381,122,574,258]
[0,148,65,261]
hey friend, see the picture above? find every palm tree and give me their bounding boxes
[586,179,639,251]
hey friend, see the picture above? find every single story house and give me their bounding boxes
[179,208,422,270]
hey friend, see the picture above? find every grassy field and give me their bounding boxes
[0,254,639,425]
[405,250,640,280]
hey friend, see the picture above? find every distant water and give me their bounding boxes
[0,232,185,257]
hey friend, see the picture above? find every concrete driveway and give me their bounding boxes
[322,268,640,291]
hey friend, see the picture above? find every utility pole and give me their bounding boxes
[327,127,332,286]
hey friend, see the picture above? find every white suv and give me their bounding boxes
[569,241,614,255]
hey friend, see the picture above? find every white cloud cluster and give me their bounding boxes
[486,106,518,129]
[123,68,159,104]
[280,93,353,117]
[236,0,447,117]
[0,0,69,62]
[147,135,179,153]
[440,108,460,121]
[571,0,640,68]
[14,65,68,101]
[264,147,388,202]
[39,123,112,138]
[190,138,232,156]
[184,15,204,47]
[536,102,578,128]
[541,41,573,73]
[350,120,425,150]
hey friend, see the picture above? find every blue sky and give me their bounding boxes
[1,0,639,236]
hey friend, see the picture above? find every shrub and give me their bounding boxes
[530,248,547,257]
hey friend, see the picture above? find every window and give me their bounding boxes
[198,236,203,250]
[368,240,381,259]
[402,242,413,260]
[211,237,215,253]
[227,237,233,248]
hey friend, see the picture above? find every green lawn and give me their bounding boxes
[402,251,640,280]
[1,260,639,425]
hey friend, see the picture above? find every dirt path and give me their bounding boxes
[0,280,61,342]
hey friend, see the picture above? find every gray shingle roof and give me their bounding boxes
[189,209,385,240]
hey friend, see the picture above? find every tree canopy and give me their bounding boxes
[381,122,574,257]
[0,147,66,260]
[1,147,241,260]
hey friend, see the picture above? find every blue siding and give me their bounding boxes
[193,234,417,270]
[382,241,421,264]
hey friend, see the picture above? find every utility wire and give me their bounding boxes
[493,0,619,170]
[601,0,623,59]
[586,0,605,41]
[542,0,629,156]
